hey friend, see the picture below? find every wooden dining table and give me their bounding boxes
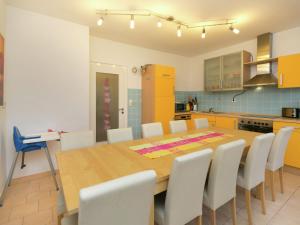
[56,127,260,224]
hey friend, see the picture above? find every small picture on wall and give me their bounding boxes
[0,33,3,106]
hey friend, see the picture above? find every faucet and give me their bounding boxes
[209,107,214,113]
[232,90,247,103]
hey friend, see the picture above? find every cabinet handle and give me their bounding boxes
[280,73,283,86]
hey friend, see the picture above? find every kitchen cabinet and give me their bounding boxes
[204,57,222,91]
[215,116,238,129]
[204,51,251,91]
[188,113,216,130]
[142,64,175,134]
[278,54,300,88]
[273,121,300,168]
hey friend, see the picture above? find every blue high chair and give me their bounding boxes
[0,126,59,206]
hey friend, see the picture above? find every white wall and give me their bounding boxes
[0,0,6,195]
[5,6,90,178]
[90,36,191,91]
[189,26,300,91]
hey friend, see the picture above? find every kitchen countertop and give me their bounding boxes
[190,111,300,124]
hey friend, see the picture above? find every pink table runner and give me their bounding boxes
[129,132,226,159]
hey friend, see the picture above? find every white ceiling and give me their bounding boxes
[5,0,300,56]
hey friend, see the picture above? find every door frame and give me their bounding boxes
[90,62,128,143]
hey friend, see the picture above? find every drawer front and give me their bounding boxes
[215,116,238,129]
[273,121,300,132]
[192,114,216,122]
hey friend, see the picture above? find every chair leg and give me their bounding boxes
[21,152,26,169]
[57,214,63,225]
[231,197,237,225]
[0,152,20,207]
[44,147,59,191]
[149,200,154,225]
[269,170,276,201]
[196,215,202,225]
[210,209,217,225]
[279,167,284,194]
[259,182,266,215]
[245,189,253,225]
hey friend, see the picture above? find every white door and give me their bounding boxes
[90,63,128,142]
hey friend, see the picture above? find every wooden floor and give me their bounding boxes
[1,170,300,225]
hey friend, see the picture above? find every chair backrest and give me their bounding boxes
[243,133,275,189]
[194,118,209,129]
[142,122,164,138]
[267,127,294,171]
[206,139,245,210]
[13,126,23,152]
[169,120,187,134]
[107,127,133,144]
[60,130,94,151]
[164,149,213,225]
[78,170,156,225]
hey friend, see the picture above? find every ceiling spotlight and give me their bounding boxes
[202,27,206,39]
[177,25,182,37]
[130,15,135,29]
[97,17,104,26]
[157,20,162,28]
[229,25,240,34]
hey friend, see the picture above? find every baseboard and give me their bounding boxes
[284,165,300,176]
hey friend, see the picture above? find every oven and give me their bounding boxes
[238,118,273,133]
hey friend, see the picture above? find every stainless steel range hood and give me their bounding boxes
[243,33,278,87]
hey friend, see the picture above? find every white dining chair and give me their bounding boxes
[237,133,275,225]
[61,170,156,225]
[203,139,245,225]
[60,130,95,151]
[154,149,213,225]
[266,127,294,201]
[169,120,187,134]
[107,127,133,144]
[194,118,209,129]
[142,122,164,138]
[58,130,95,224]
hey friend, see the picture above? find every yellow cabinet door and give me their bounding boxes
[278,54,300,88]
[154,65,175,97]
[273,121,300,168]
[215,116,238,129]
[155,96,175,134]
[187,119,194,130]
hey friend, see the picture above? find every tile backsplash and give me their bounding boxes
[128,87,300,139]
[176,87,300,115]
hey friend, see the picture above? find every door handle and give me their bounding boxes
[280,73,283,86]
[119,108,124,114]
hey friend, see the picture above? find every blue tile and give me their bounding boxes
[174,87,300,115]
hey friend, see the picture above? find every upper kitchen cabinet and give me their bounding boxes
[204,57,222,91]
[278,53,300,88]
[154,65,175,97]
[204,51,251,91]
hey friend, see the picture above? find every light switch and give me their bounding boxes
[129,99,133,106]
